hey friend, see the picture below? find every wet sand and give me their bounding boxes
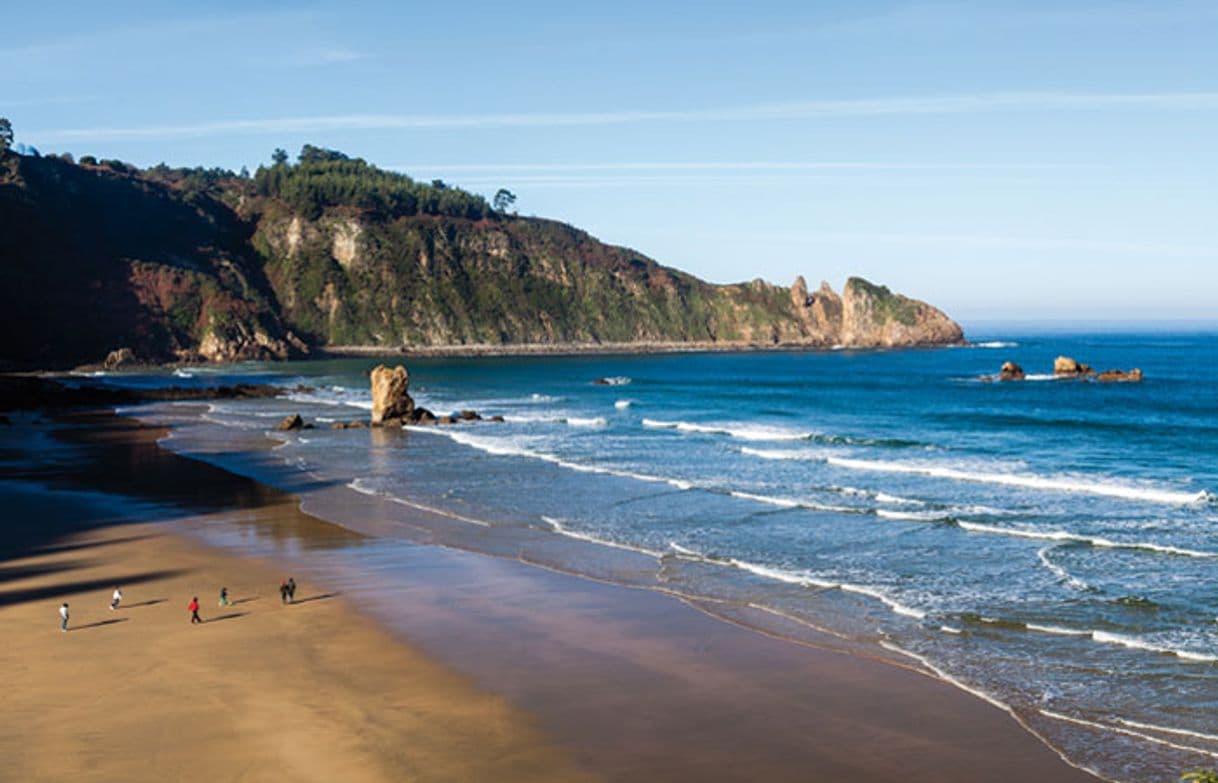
[0,411,1100,782]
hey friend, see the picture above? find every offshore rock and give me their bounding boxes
[999,361,1026,381]
[1054,356,1095,376]
[370,364,414,425]
[1097,368,1143,383]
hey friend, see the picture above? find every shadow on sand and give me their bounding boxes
[206,612,247,624]
[291,592,339,605]
[230,596,259,606]
[72,617,129,631]
[122,598,167,608]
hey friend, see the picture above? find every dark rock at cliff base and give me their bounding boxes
[458,409,481,421]
[377,417,406,429]
[1097,368,1144,383]
[489,415,505,423]
[1054,356,1095,376]
[411,408,437,425]
[999,361,1026,381]
[103,348,140,370]
[370,365,414,425]
[276,414,304,431]
[438,415,456,425]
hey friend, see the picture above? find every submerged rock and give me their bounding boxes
[458,409,481,421]
[370,365,414,425]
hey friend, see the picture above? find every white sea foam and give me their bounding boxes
[825,456,1209,506]
[172,368,195,378]
[614,400,632,409]
[839,583,927,619]
[1036,546,1092,591]
[1025,622,1091,637]
[414,427,694,490]
[598,376,632,386]
[875,508,951,522]
[542,516,663,558]
[346,478,490,527]
[530,393,562,403]
[958,520,1218,558]
[667,542,702,558]
[674,546,926,620]
[971,341,1019,349]
[1113,718,1218,744]
[502,414,607,428]
[874,491,924,506]
[1041,710,1218,758]
[879,642,1012,712]
[644,419,811,442]
[940,625,963,634]
[739,446,816,460]
[1090,631,1218,663]
[728,490,854,514]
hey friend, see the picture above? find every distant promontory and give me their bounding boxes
[0,144,963,368]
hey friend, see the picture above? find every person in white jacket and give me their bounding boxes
[59,603,69,632]
[110,587,122,611]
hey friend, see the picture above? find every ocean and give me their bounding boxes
[98,330,1218,782]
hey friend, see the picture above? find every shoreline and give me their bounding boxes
[0,408,1101,781]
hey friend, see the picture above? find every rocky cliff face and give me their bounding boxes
[0,150,963,367]
[249,209,963,351]
[0,152,302,366]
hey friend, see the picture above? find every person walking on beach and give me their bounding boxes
[287,577,297,603]
[188,596,202,624]
[218,587,229,607]
[279,580,288,604]
[110,586,123,611]
[59,602,69,632]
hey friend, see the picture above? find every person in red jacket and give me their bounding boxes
[188,596,202,624]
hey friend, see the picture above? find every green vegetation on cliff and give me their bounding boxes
[0,141,962,368]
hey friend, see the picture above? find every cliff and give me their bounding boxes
[0,148,962,367]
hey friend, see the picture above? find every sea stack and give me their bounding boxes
[370,365,414,425]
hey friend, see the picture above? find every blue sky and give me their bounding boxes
[4,1,1216,322]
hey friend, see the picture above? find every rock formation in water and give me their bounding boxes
[999,361,1026,381]
[369,364,414,425]
[1054,356,1095,377]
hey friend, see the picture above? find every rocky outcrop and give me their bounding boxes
[369,364,414,425]
[999,361,1026,381]
[276,413,304,431]
[1097,368,1143,383]
[103,348,139,370]
[1054,356,1095,376]
[837,278,963,348]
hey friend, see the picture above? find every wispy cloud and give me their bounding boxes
[28,90,1218,143]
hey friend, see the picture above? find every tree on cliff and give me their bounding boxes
[272,148,289,166]
[493,188,517,213]
[0,118,13,154]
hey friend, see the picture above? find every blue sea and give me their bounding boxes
[98,330,1218,782]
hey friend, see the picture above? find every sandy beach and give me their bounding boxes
[0,410,1101,782]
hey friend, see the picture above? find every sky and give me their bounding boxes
[4,1,1217,322]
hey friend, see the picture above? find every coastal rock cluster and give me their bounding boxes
[986,356,1143,383]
